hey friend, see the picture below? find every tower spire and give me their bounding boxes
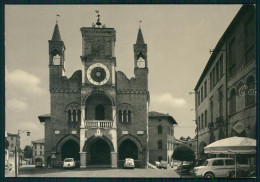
[51,23,62,41]
[136,27,145,44]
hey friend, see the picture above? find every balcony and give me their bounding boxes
[85,120,113,128]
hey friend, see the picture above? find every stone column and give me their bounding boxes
[82,61,85,84]
[111,152,118,168]
[81,106,85,127]
[80,152,86,168]
[112,106,117,128]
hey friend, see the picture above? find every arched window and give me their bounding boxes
[245,76,255,106]
[128,110,131,122]
[123,110,127,122]
[73,110,77,122]
[229,89,236,114]
[119,110,122,122]
[68,110,71,121]
[158,141,162,149]
[77,110,81,122]
[95,105,105,120]
[158,125,162,134]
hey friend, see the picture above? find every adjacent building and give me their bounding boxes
[194,5,256,162]
[39,14,150,168]
[32,139,45,165]
[148,111,177,164]
[6,133,20,154]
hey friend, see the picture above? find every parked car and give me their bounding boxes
[124,158,135,169]
[63,158,76,169]
[154,161,160,168]
[158,160,167,169]
[35,161,43,168]
[181,161,196,174]
[193,158,251,178]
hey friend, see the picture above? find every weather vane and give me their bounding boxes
[139,20,142,29]
[56,14,60,24]
[95,10,102,27]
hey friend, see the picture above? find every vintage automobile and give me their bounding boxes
[158,160,168,169]
[63,158,76,169]
[193,158,251,178]
[124,158,135,169]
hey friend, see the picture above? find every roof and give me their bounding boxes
[51,23,62,41]
[194,5,254,90]
[136,28,145,44]
[149,111,178,125]
[32,138,45,144]
[38,114,51,123]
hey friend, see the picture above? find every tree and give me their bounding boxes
[24,145,33,158]
[172,145,195,178]
[179,136,185,141]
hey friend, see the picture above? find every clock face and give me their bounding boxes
[87,63,110,85]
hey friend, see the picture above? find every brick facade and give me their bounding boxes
[39,20,150,168]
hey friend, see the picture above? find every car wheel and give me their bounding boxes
[204,172,215,178]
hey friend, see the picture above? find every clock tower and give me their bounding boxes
[79,13,118,168]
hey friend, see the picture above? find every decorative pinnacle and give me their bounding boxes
[95,10,102,27]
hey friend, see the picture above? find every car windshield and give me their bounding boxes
[201,160,209,166]
[64,159,73,162]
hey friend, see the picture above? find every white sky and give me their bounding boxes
[5,5,242,148]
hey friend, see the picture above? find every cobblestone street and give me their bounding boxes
[5,164,192,178]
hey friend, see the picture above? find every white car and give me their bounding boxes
[63,158,76,169]
[193,158,249,178]
[124,158,135,169]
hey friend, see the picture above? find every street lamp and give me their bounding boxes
[15,130,30,177]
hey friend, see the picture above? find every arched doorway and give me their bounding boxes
[95,104,105,120]
[61,140,80,161]
[118,139,138,160]
[35,158,42,163]
[88,139,111,165]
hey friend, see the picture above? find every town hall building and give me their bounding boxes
[39,15,150,168]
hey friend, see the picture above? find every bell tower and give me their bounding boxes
[134,27,148,90]
[48,22,66,88]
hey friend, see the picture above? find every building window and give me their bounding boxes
[210,72,213,90]
[68,110,71,121]
[128,110,131,122]
[123,110,127,122]
[40,151,42,156]
[216,61,219,82]
[77,110,81,122]
[73,110,77,121]
[158,156,162,162]
[198,91,200,105]
[213,67,216,86]
[245,76,256,106]
[229,89,236,114]
[119,110,122,122]
[229,39,236,78]
[201,113,204,129]
[158,141,163,149]
[95,105,105,120]
[204,80,207,98]
[201,86,203,102]
[158,125,162,134]
[205,110,207,128]
[11,144,13,148]
[210,97,214,123]
[245,15,255,64]
[40,145,42,149]
[35,151,37,155]
[219,55,223,77]
[11,136,13,141]
[198,116,200,130]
